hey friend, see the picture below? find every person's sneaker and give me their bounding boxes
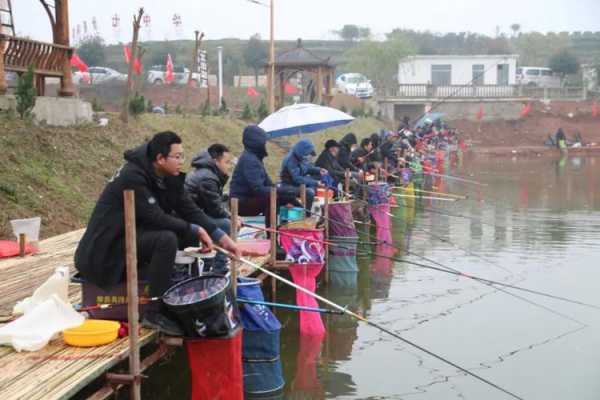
[142,312,184,336]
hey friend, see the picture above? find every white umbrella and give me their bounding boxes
[259,103,354,139]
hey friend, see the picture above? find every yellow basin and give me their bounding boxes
[63,319,120,347]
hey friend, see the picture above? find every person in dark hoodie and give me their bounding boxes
[351,137,373,171]
[75,132,241,336]
[230,125,277,227]
[315,139,346,184]
[185,144,234,274]
[337,132,359,173]
[280,138,327,212]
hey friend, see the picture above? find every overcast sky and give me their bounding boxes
[14,0,600,44]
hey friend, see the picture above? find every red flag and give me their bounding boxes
[70,53,88,72]
[476,104,484,121]
[123,46,131,64]
[520,103,532,118]
[247,87,259,97]
[165,54,174,83]
[592,102,598,118]
[133,57,142,75]
[284,82,299,95]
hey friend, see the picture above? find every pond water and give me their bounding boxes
[143,154,600,400]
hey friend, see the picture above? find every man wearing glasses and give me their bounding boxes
[75,131,241,336]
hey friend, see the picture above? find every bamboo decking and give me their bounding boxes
[0,229,272,400]
[0,229,158,400]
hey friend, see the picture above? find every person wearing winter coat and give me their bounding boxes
[315,139,346,184]
[279,138,327,212]
[185,144,234,274]
[351,137,373,171]
[337,132,359,172]
[75,131,240,336]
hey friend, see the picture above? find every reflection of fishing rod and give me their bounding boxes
[217,246,526,400]
[238,298,344,315]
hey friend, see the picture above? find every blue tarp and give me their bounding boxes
[414,112,445,129]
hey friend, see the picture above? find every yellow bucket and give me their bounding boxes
[63,319,120,347]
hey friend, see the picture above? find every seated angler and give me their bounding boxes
[279,138,327,213]
[351,137,373,171]
[315,139,346,186]
[337,133,360,173]
[75,132,241,336]
[185,144,235,275]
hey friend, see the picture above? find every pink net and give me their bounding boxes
[291,333,324,396]
[369,204,392,244]
[289,263,325,336]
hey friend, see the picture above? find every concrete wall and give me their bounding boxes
[398,55,519,85]
[0,95,93,126]
[380,100,523,124]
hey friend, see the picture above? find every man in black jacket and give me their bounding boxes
[315,139,346,185]
[185,144,234,274]
[75,132,240,336]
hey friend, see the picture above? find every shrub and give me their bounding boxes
[256,98,268,120]
[241,102,255,120]
[15,66,36,119]
[91,98,104,112]
[219,98,229,115]
[128,93,146,117]
[146,99,154,113]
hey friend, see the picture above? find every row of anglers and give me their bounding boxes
[74,119,461,337]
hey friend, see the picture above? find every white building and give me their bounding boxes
[398,55,519,86]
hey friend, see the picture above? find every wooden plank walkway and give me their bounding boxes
[0,229,271,400]
[0,229,159,400]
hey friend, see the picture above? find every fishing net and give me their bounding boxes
[163,275,239,338]
[290,333,324,397]
[288,263,325,336]
[328,254,358,289]
[369,204,392,244]
[328,202,356,238]
[186,328,244,400]
[237,278,285,397]
[367,183,390,206]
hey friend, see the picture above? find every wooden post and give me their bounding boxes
[300,184,307,212]
[323,192,329,285]
[123,190,141,400]
[269,187,277,302]
[121,8,144,123]
[230,198,239,296]
[383,158,389,182]
[0,34,6,95]
[344,169,350,200]
[316,66,323,104]
[18,234,26,258]
[55,0,74,97]
[267,0,275,113]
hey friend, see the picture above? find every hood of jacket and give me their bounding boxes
[291,138,316,159]
[243,125,268,159]
[340,133,357,149]
[124,143,154,175]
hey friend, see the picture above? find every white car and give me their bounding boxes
[516,67,561,88]
[336,73,375,98]
[74,67,127,85]
[147,65,203,86]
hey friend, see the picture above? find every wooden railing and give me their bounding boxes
[1,34,72,77]
[380,84,586,101]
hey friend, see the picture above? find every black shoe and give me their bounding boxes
[142,312,184,337]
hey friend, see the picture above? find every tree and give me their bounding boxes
[77,36,106,67]
[344,35,415,89]
[358,27,371,41]
[549,49,580,77]
[243,34,268,87]
[15,66,36,119]
[335,25,361,42]
[510,23,521,38]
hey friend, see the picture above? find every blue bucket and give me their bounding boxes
[237,278,285,397]
[278,206,305,223]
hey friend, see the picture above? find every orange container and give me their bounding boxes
[316,188,334,199]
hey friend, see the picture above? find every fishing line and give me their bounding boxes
[217,246,527,400]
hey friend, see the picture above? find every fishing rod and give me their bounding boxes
[216,246,526,400]
[425,171,488,186]
[356,247,588,326]
[237,298,344,315]
[244,217,600,313]
[392,193,458,202]
[394,186,468,200]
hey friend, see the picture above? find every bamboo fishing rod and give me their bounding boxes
[215,246,526,400]
[393,186,468,200]
[392,193,458,202]
[244,219,600,313]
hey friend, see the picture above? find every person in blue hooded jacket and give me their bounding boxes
[279,138,327,212]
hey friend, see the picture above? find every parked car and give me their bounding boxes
[516,67,561,88]
[147,65,202,86]
[73,66,127,85]
[336,73,375,98]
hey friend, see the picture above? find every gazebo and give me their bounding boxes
[0,0,74,96]
[268,38,335,109]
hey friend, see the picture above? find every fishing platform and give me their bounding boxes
[0,228,269,399]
